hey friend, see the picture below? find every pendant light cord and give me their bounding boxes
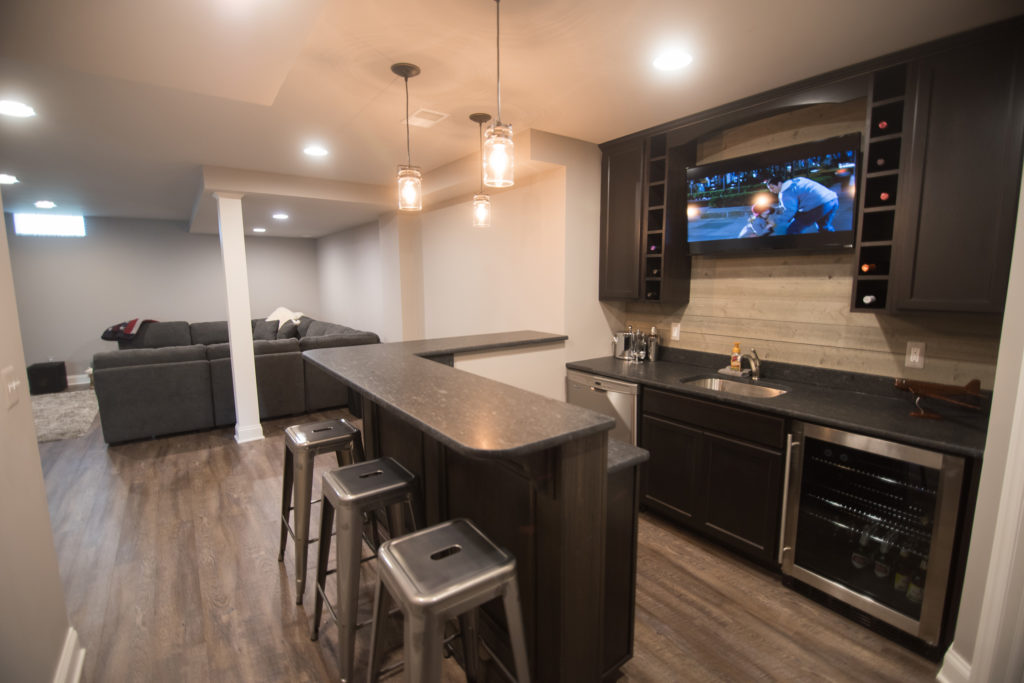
[495,0,502,124]
[404,76,412,167]
[478,121,485,193]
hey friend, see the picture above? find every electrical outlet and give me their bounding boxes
[905,341,926,369]
[670,323,680,341]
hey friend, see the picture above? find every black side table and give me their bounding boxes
[28,361,67,395]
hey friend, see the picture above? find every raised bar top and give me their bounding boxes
[304,331,614,459]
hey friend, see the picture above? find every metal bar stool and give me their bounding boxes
[278,418,365,604]
[368,518,531,683]
[311,457,417,683]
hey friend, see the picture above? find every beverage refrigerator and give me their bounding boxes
[780,421,967,648]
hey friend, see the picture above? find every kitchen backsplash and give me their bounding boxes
[626,252,1002,389]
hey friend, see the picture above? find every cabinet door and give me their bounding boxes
[892,37,1024,312]
[640,415,705,526]
[599,138,644,300]
[703,432,783,565]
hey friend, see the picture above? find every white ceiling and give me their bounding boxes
[0,0,1019,238]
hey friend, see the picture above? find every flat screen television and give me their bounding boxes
[685,133,861,255]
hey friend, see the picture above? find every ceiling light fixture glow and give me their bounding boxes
[392,63,422,212]
[252,227,266,233]
[303,144,329,157]
[653,48,693,71]
[272,213,289,220]
[483,0,514,188]
[0,174,19,184]
[34,200,56,209]
[0,100,36,117]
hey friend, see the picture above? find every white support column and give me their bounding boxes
[214,192,263,443]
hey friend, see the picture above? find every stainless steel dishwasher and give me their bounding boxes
[566,369,638,445]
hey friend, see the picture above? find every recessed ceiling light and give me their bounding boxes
[34,200,56,209]
[252,227,266,233]
[653,48,693,71]
[0,173,18,184]
[304,144,329,157]
[0,100,36,117]
[272,212,289,220]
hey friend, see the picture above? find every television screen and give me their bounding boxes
[685,134,860,255]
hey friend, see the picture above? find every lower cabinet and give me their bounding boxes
[640,389,786,566]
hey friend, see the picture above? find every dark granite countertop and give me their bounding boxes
[305,331,615,459]
[567,350,989,459]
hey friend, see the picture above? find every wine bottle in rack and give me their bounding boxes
[861,263,878,273]
[862,295,878,305]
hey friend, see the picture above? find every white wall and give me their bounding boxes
[7,217,320,375]
[0,196,81,682]
[317,220,384,336]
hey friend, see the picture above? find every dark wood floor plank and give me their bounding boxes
[40,412,940,683]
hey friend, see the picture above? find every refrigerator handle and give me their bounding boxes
[778,434,796,565]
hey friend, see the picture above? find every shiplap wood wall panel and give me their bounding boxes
[625,97,1002,388]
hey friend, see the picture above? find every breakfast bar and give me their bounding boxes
[304,331,630,682]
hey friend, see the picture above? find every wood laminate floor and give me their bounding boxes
[39,411,941,682]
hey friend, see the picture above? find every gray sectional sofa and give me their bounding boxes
[93,317,378,443]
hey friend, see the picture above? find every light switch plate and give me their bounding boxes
[670,323,681,341]
[3,366,20,409]
[905,341,926,369]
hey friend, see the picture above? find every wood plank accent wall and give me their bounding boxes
[624,97,1003,389]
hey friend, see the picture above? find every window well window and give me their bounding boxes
[13,213,86,237]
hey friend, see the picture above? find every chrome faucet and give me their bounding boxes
[742,349,761,381]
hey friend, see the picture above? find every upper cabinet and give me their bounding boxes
[888,35,1024,313]
[599,134,691,304]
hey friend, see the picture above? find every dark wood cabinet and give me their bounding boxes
[890,35,1024,313]
[599,138,644,300]
[600,134,691,303]
[640,389,785,566]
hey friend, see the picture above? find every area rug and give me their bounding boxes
[31,389,99,442]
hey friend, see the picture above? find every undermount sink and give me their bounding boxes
[681,376,788,398]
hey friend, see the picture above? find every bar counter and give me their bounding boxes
[305,331,628,682]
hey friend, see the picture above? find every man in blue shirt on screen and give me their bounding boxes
[765,175,839,234]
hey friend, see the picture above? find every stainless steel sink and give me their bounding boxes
[681,376,788,398]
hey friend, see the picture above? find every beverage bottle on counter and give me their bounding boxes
[851,524,875,570]
[648,326,659,362]
[730,342,742,370]
[907,559,928,603]
[892,546,914,592]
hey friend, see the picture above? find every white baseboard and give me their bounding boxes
[67,374,90,387]
[234,423,264,443]
[937,645,970,683]
[52,627,85,683]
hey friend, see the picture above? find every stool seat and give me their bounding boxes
[369,518,531,683]
[279,418,365,605]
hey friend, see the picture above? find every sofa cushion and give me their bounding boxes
[117,321,191,349]
[190,321,229,345]
[95,344,207,369]
[299,331,380,351]
[254,338,300,355]
[296,315,315,337]
[252,319,279,341]
[305,320,355,337]
[205,343,230,361]
[277,320,299,339]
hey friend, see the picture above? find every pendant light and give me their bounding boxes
[483,0,514,188]
[392,63,422,211]
[470,113,492,227]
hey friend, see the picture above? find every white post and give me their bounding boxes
[214,192,263,443]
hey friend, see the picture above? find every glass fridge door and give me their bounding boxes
[783,422,965,645]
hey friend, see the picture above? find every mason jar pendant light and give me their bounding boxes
[483,0,513,188]
[470,113,492,227]
[392,63,422,211]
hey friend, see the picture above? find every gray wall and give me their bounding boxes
[0,199,73,682]
[7,217,321,376]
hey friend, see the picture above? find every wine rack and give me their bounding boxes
[852,64,907,311]
[643,134,668,301]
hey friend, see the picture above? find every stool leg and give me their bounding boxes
[311,497,335,641]
[458,609,481,682]
[352,432,365,462]
[336,507,364,683]
[502,581,531,683]
[293,450,313,604]
[367,576,392,683]
[406,611,444,683]
[278,448,294,562]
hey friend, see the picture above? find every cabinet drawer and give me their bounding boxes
[643,388,785,449]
